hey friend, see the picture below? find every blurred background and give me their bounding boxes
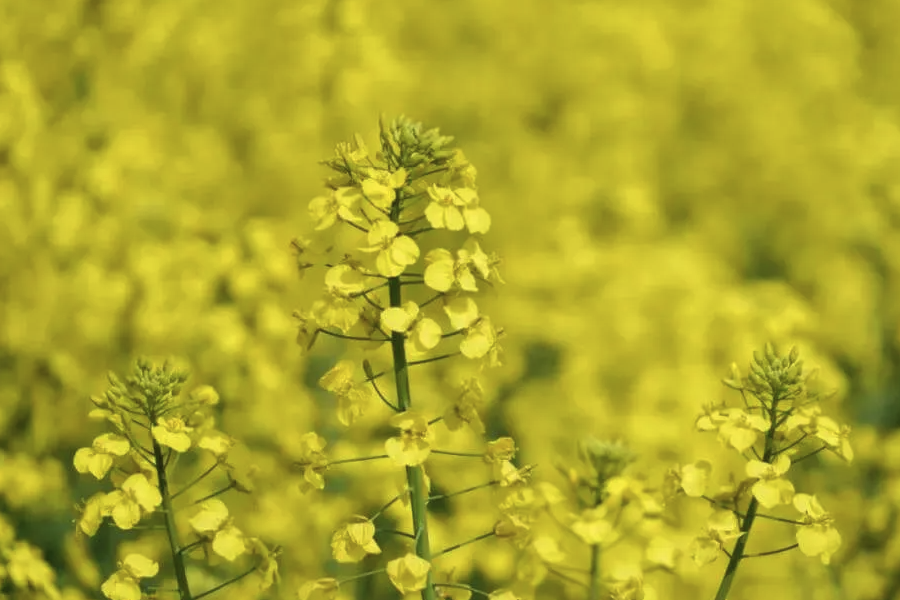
[1,0,899,599]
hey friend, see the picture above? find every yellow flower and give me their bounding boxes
[359,220,419,277]
[311,290,360,333]
[74,433,131,480]
[386,553,431,594]
[608,574,645,600]
[362,168,407,210]
[454,188,492,234]
[324,263,368,296]
[198,430,236,457]
[385,410,435,467]
[443,295,480,330]
[190,385,220,406]
[330,516,381,563]
[716,408,770,452]
[745,454,795,508]
[189,498,247,561]
[423,241,495,293]
[152,416,194,453]
[100,554,158,600]
[5,542,60,598]
[444,378,485,434]
[425,185,467,231]
[380,301,443,357]
[298,578,340,600]
[665,460,711,499]
[104,474,162,530]
[460,316,502,367]
[493,513,533,548]
[309,187,364,230]
[793,494,842,564]
[785,406,853,462]
[484,437,517,464]
[295,432,329,493]
[318,360,375,426]
[690,509,743,566]
[77,492,111,537]
[569,505,614,545]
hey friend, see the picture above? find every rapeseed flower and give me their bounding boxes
[100,554,158,600]
[386,553,431,594]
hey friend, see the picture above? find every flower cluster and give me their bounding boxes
[665,344,852,599]
[293,116,520,600]
[73,359,279,600]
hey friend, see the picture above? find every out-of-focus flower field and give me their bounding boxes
[1,0,899,599]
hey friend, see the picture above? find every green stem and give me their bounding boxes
[152,440,193,600]
[588,543,602,600]
[388,203,435,600]
[713,392,782,600]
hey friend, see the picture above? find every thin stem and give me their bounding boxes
[408,352,459,367]
[430,449,483,458]
[378,528,416,540]
[151,439,193,600]
[318,328,390,343]
[189,482,236,506]
[547,566,590,589]
[193,565,257,600]
[433,531,494,558]
[326,454,390,467]
[743,543,798,558]
[428,480,496,503]
[172,462,220,501]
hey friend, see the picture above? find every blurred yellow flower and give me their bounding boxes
[189,498,247,561]
[298,578,340,600]
[309,187,364,230]
[386,553,431,594]
[793,494,842,564]
[385,411,434,467]
[100,554,158,600]
[330,516,381,563]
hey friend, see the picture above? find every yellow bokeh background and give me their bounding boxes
[1,0,899,599]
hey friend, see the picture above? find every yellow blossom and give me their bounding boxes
[100,554,158,600]
[5,542,60,599]
[444,378,485,434]
[425,185,467,231]
[665,460,711,499]
[311,289,360,333]
[189,498,247,561]
[74,433,131,480]
[330,516,381,563]
[569,505,614,545]
[359,219,419,277]
[745,454,795,508]
[484,437,517,463]
[690,509,744,566]
[443,295,480,330]
[298,578,340,600]
[715,408,770,452]
[460,316,500,362]
[309,187,364,230]
[386,553,431,594]
[385,410,435,466]
[295,432,329,493]
[152,416,194,453]
[77,492,111,537]
[488,591,520,600]
[104,474,162,530]
[198,430,236,457]
[318,360,375,426]
[380,301,443,357]
[361,167,407,210]
[793,494,842,564]
[190,385,220,406]
[454,188,492,234]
